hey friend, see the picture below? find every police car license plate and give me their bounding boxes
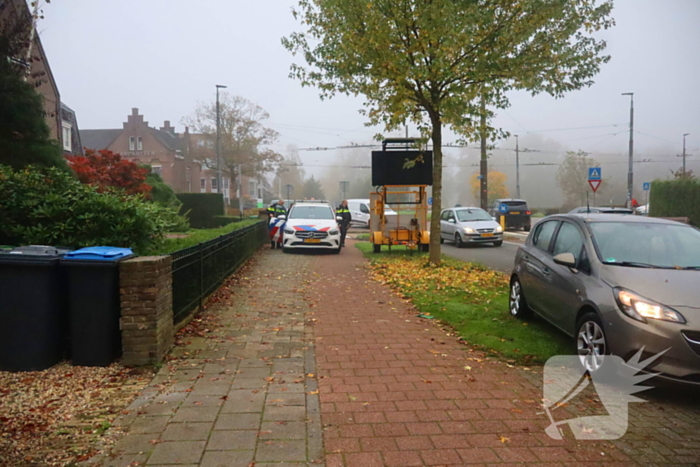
[481,233,494,238]
[304,239,321,243]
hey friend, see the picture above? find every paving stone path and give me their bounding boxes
[91,242,700,467]
[89,251,323,467]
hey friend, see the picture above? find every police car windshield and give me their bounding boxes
[456,209,492,222]
[289,206,334,220]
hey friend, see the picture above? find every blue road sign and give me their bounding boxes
[498,203,508,214]
[588,167,602,181]
[428,197,433,206]
[643,182,650,191]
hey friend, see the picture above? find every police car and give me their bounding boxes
[281,202,342,254]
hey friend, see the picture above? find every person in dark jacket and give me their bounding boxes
[268,200,287,218]
[336,200,352,247]
[268,200,287,249]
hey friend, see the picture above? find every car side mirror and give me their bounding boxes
[277,214,286,220]
[448,218,456,223]
[492,217,498,222]
[553,252,577,268]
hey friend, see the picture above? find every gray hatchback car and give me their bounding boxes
[510,214,700,382]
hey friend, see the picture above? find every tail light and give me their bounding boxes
[526,211,531,215]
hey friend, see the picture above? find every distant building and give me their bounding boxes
[80,108,202,194]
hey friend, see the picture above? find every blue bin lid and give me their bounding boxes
[64,246,133,261]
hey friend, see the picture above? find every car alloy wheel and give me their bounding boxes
[509,278,532,319]
[577,316,607,373]
[509,281,522,316]
[455,233,464,248]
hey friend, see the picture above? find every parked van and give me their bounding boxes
[347,199,397,228]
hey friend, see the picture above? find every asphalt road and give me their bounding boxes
[441,238,521,272]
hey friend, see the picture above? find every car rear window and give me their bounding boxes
[503,202,528,211]
[533,220,558,252]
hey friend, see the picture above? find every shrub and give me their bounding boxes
[67,149,151,195]
[650,179,700,227]
[0,165,171,252]
[176,193,225,229]
[145,172,189,232]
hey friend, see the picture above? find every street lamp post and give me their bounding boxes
[215,84,227,196]
[682,133,690,176]
[515,135,520,199]
[622,93,634,208]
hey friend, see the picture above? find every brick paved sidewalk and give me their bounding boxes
[308,242,700,467]
[87,251,324,467]
[89,242,700,467]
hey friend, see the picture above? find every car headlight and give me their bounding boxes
[284,228,295,235]
[495,225,503,233]
[614,288,686,324]
[329,229,339,235]
[463,227,475,234]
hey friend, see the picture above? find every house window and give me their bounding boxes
[200,178,206,193]
[211,178,218,191]
[129,136,136,150]
[248,180,256,197]
[152,164,162,176]
[137,136,143,150]
[62,123,72,151]
[223,178,229,190]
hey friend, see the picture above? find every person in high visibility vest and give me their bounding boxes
[336,200,352,247]
[268,200,287,219]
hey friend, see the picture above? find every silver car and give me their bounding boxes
[510,214,700,383]
[440,207,504,247]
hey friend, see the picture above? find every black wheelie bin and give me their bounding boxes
[61,247,133,366]
[0,246,73,371]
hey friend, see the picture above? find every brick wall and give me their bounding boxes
[119,256,173,366]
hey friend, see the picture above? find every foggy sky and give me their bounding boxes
[40,0,700,178]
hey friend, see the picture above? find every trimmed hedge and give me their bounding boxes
[177,193,225,229]
[649,179,700,227]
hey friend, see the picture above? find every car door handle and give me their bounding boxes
[542,267,550,275]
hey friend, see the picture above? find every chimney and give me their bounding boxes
[160,120,175,135]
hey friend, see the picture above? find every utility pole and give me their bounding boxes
[479,94,488,210]
[215,84,227,196]
[515,135,520,199]
[622,92,634,208]
[683,134,688,175]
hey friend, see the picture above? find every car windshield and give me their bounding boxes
[590,222,700,269]
[456,209,492,222]
[289,206,334,220]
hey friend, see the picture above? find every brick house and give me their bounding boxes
[1,0,68,148]
[60,102,83,156]
[80,108,202,195]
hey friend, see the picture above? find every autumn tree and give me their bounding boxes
[67,149,151,195]
[274,145,307,199]
[283,0,613,264]
[470,171,509,205]
[303,175,326,200]
[184,94,283,195]
[556,150,611,210]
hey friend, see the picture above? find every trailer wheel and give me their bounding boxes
[373,244,381,253]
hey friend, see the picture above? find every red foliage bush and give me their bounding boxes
[67,149,151,196]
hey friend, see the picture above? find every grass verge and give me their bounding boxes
[143,219,261,255]
[355,242,570,364]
